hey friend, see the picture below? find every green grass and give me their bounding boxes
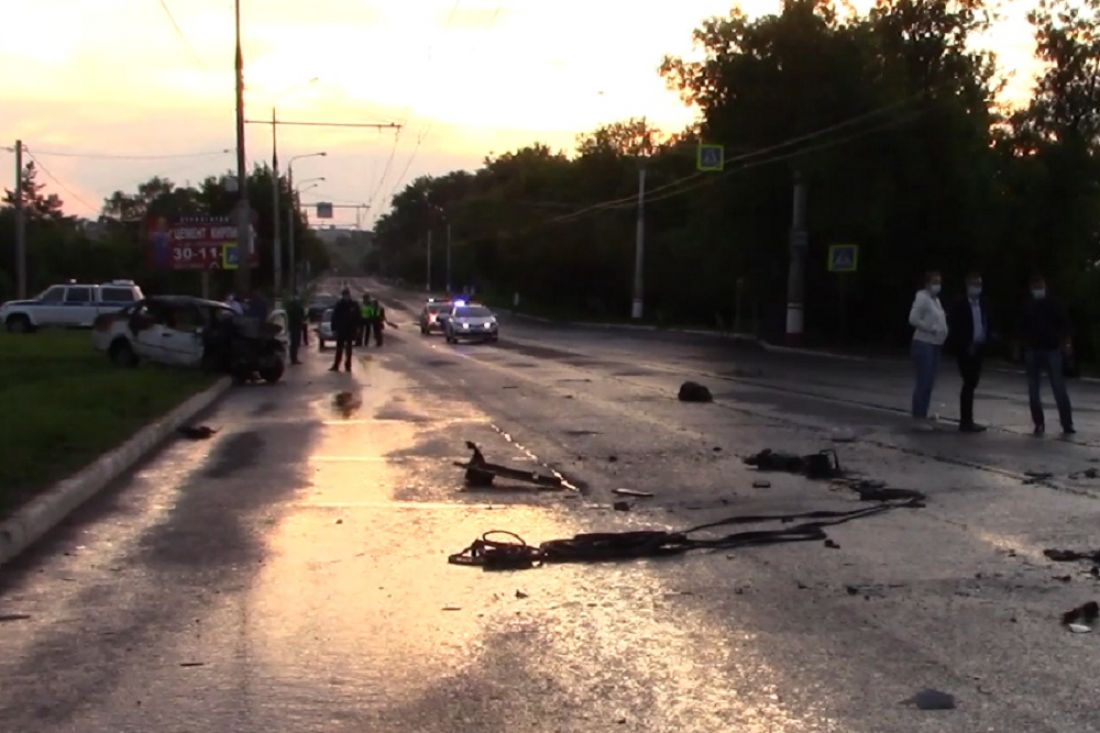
[0,331,217,517]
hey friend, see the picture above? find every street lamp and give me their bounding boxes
[287,152,326,292]
[268,76,319,294]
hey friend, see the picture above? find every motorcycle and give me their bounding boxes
[203,314,287,384]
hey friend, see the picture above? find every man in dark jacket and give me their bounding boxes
[329,288,359,373]
[1021,275,1074,435]
[948,273,992,433]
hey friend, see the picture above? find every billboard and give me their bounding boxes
[147,215,259,271]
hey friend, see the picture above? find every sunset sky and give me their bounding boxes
[1,0,1041,228]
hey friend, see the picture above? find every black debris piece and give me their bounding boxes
[713,446,723,452]
[824,539,841,549]
[678,381,713,403]
[332,391,362,418]
[1053,575,1072,583]
[846,586,860,596]
[455,442,564,490]
[515,590,529,599]
[179,662,206,668]
[745,449,843,480]
[1044,548,1100,564]
[1023,471,1055,485]
[178,425,218,440]
[1070,468,1100,480]
[1062,601,1099,632]
[0,614,31,623]
[901,689,956,711]
[613,501,631,512]
[752,480,772,489]
[608,455,619,463]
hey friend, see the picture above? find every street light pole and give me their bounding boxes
[233,0,251,295]
[631,164,646,320]
[14,140,26,299]
[286,153,326,292]
[271,106,282,295]
[446,219,452,295]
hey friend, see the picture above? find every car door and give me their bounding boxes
[130,302,171,362]
[163,303,206,367]
[62,286,94,326]
[34,286,66,325]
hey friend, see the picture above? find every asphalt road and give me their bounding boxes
[3,277,1100,732]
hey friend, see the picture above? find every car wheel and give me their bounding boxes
[6,315,33,334]
[260,362,285,384]
[109,339,138,367]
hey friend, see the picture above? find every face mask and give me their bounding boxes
[967,285,982,298]
[929,284,942,296]
[1032,288,1047,300]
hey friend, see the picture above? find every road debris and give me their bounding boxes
[901,689,956,710]
[745,448,843,480]
[824,539,841,549]
[678,381,714,403]
[1044,548,1100,565]
[332,391,362,418]
[608,455,619,463]
[450,497,922,570]
[1070,468,1100,480]
[1023,471,1054,485]
[455,442,565,490]
[177,425,217,440]
[442,606,462,612]
[0,613,31,623]
[179,662,205,668]
[613,501,631,511]
[613,488,654,498]
[1062,601,1098,633]
[515,590,528,599]
[752,480,772,489]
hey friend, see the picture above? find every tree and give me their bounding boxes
[2,162,65,221]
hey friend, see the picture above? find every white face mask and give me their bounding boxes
[928,283,942,296]
[1032,288,1047,300]
[967,285,982,298]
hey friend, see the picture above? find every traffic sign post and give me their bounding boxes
[697,143,724,172]
[828,244,859,273]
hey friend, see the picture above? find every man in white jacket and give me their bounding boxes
[909,271,949,429]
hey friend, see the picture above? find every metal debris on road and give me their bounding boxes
[177,425,218,440]
[752,480,772,489]
[0,613,31,623]
[1062,601,1098,633]
[449,498,923,571]
[613,488,654,498]
[744,448,843,480]
[824,539,840,549]
[455,442,566,490]
[901,689,957,710]
[612,501,631,512]
[179,662,205,668]
[678,381,714,403]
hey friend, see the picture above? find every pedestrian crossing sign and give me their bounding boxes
[828,244,859,273]
[223,243,240,270]
[697,143,724,172]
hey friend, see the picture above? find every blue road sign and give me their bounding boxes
[828,244,859,273]
[697,143,724,172]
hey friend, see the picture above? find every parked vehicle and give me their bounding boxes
[308,293,338,323]
[93,295,288,382]
[2,280,143,333]
[419,298,452,335]
[316,307,335,350]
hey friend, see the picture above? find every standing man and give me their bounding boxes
[358,293,374,347]
[369,297,394,347]
[908,270,949,431]
[1021,275,1075,435]
[949,273,991,433]
[329,288,358,373]
[286,291,306,365]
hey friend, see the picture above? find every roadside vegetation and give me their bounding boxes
[0,331,216,516]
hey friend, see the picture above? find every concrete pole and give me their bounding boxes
[271,107,282,295]
[14,140,26,299]
[233,0,251,296]
[785,169,808,344]
[287,164,296,293]
[426,229,432,293]
[445,220,452,294]
[631,165,646,320]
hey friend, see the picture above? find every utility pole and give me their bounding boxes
[426,229,432,293]
[445,220,452,295]
[233,0,251,296]
[14,140,26,299]
[270,107,282,295]
[631,165,647,320]
[785,169,808,345]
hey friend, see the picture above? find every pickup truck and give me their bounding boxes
[1,280,144,333]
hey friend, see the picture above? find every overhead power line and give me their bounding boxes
[157,0,209,71]
[24,150,98,212]
[31,148,233,160]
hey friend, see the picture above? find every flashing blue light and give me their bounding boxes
[453,299,467,307]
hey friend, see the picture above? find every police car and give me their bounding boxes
[1,280,143,333]
[443,301,499,344]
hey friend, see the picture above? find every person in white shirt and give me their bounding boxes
[908,271,948,428]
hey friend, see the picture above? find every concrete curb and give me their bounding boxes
[0,376,232,567]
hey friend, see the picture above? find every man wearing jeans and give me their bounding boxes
[908,271,949,431]
[1021,275,1075,436]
